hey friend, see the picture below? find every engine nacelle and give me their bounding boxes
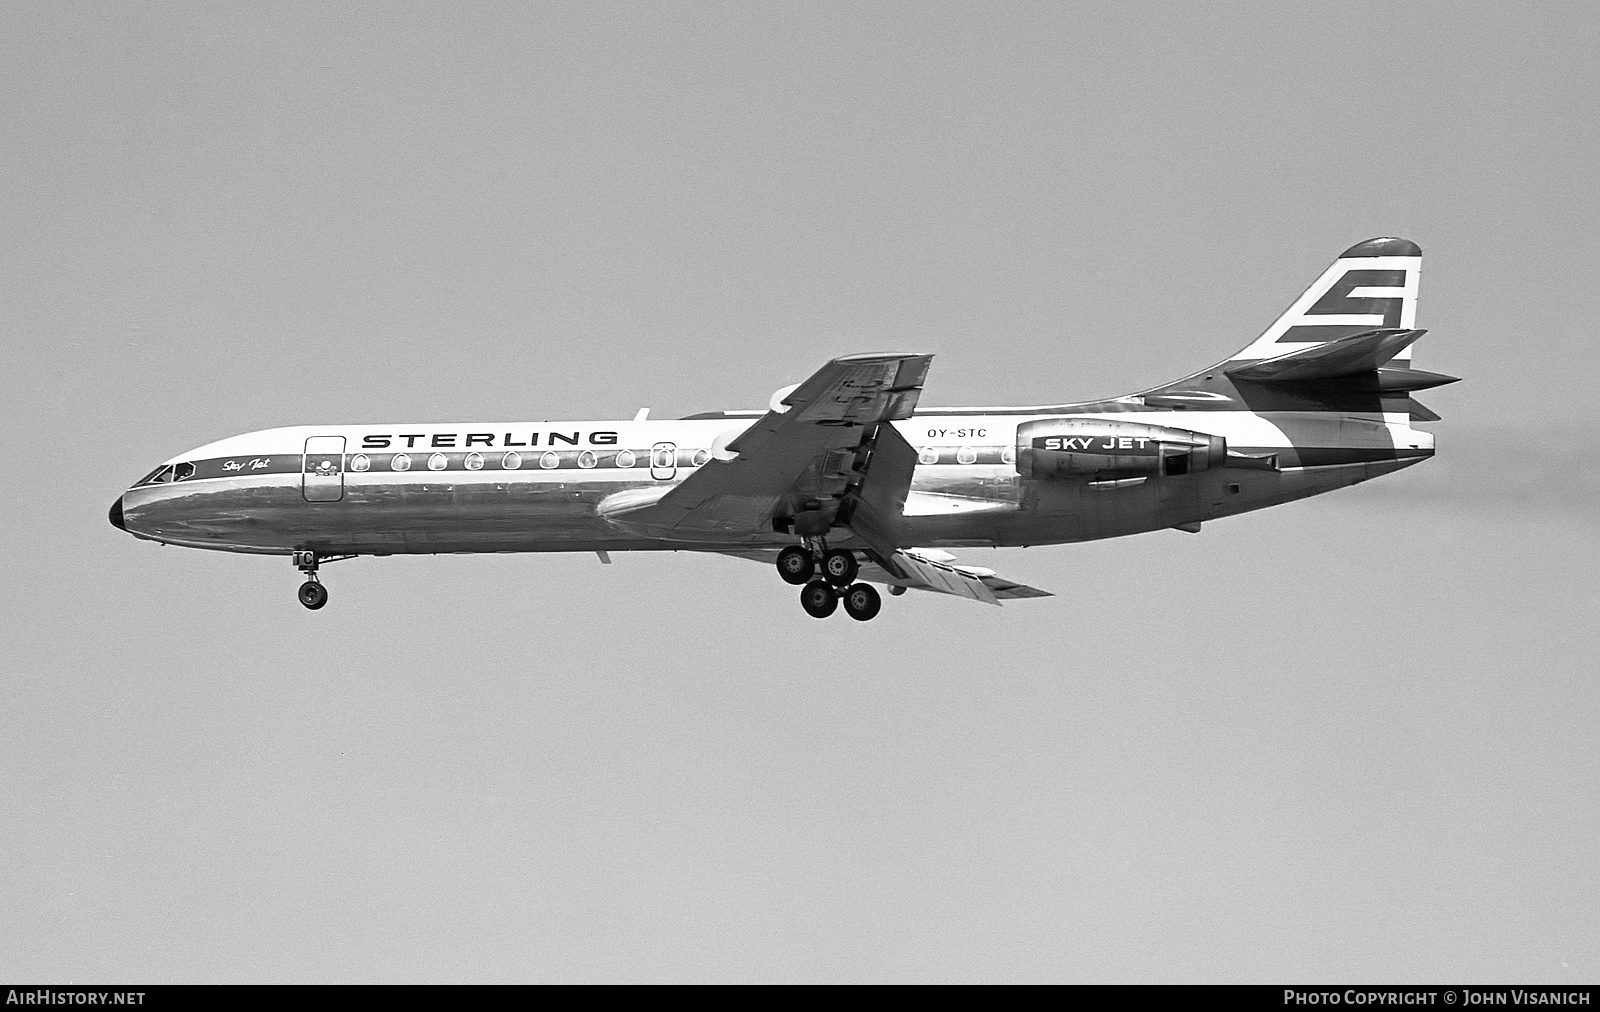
[1016,418,1227,480]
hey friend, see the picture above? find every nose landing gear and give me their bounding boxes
[292,551,327,610]
[291,551,357,610]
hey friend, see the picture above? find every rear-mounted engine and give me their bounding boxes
[1016,418,1227,479]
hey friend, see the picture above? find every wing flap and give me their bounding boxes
[865,548,1052,606]
[839,421,917,557]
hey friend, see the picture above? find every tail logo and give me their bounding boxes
[1278,268,1407,342]
[1232,248,1422,362]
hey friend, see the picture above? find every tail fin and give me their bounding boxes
[1136,237,1455,417]
[1228,237,1422,366]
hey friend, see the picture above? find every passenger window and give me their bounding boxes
[539,451,560,469]
[956,446,976,465]
[392,453,412,471]
[1000,445,1016,465]
[691,449,709,466]
[428,452,448,470]
[501,451,522,470]
[351,454,371,472]
[615,449,636,468]
[918,447,939,465]
[577,450,597,469]
[465,452,484,471]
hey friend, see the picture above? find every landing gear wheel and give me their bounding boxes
[800,580,838,619]
[776,545,815,585]
[841,583,882,622]
[821,549,859,587]
[297,580,328,610]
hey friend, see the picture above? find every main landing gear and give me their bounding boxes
[776,545,858,587]
[776,543,883,621]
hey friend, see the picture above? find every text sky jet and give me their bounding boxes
[110,238,1455,620]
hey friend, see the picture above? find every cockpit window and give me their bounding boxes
[172,462,195,481]
[141,465,175,485]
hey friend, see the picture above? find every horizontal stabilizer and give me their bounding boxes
[1402,397,1442,423]
[1225,329,1425,383]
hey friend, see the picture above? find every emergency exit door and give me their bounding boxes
[302,436,346,502]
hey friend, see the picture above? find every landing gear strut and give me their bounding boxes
[292,551,328,610]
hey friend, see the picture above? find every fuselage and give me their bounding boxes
[111,405,1434,558]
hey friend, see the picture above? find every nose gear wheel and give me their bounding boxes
[298,581,328,610]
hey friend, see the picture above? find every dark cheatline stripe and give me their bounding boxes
[141,449,677,486]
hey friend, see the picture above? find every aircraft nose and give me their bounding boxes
[108,496,126,531]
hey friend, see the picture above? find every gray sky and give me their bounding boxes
[3,2,1597,983]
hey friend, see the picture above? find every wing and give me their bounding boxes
[719,548,1053,607]
[599,353,932,547]
[865,548,1053,606]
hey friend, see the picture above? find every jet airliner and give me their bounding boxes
[109,238,1454,619]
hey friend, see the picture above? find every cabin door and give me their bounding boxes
[303,436,346,502]
[650,442,677,481]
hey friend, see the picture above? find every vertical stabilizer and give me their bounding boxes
[1229,238,1422,366]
